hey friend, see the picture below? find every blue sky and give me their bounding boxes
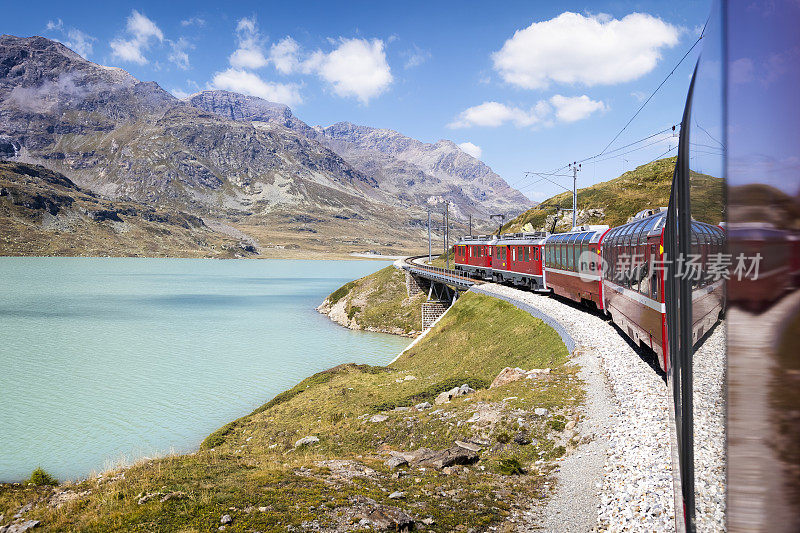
[2,1,712,202]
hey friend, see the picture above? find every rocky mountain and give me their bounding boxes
[0,161,252,257]
[316,122,534,218]
[0,35,427,255]
[185,90,534,219]
[0,36,382,212]
[0,35,528,256]
[185,90,316,138]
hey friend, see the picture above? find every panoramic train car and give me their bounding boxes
[543,226,609,308]
[489,232,547,289]
[453,235,496,280]
[601,211,725,370]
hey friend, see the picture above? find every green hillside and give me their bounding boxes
[502,157,723,233]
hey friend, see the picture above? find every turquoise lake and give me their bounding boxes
[0,258,409,482]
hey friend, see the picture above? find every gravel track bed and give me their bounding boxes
[474,283,726,531]
[473,283,674,531]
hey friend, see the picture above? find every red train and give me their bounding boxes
[454,210,725,372]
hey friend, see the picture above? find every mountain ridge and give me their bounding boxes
[184,90,534,219]
[0,34,531,256]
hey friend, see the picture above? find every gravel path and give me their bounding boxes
[470,283,723,531]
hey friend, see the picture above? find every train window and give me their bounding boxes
[641,215,660,238]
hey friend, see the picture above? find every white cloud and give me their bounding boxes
[269,37,301,75]
[448,101,550,128]
[229,16,268,69]
[45,19,96,59]
[110,10,164,65]
[449,95,605,128]
[402,45,430,69]
[302,38,392,104]
[631,91,647,102]
[181,17,206,28]
[549,94,606,122]
[492,11,679,89]
[171,88,190,98]
[457,142,482,159]
[210,68,302,106]
[168,37,192,70]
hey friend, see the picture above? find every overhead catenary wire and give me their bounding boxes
[516,17,709,196]
[515,131,678,193]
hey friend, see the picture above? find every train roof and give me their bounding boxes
[495,231,549,245]
[602,210,725,243]
[457,234,498,245]
[544,225,609,244]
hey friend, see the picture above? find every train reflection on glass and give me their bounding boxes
[724,1,800,531]
[667,1,800,531]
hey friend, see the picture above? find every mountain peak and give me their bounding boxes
[185,90,317,135]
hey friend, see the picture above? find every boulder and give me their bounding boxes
[220,514,232,525]
[411,446,479,470]
[534,408,549,417]
[525,368,551,378]
[388,491,405,499]
[365,506,415,531]
[490,367,527,389]
[414,401,432,410]
[294,436,320,447]
[0,521,40,533]
[370,414,389,423]
[384,456,408,469]
[434,384,475,404]
[454,440,482,452]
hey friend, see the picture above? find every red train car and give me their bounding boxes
[453,235,496,280]
[601,211,725,371]
[543,226,609,309]
[489,232,547,289]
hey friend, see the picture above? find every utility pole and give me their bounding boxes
[427,207,432,264]
[444,202,450,269]
[568,162,581,230]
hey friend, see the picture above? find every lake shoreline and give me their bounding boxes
[0,258,406,483]
[0,291,582,532]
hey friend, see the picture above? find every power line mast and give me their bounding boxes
[490,214,506,235]
[444,202,450,269]
[427,206,432,264]
[568,162,581,229]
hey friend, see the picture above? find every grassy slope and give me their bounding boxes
[0,293,581,532]
[321,266,426,335]
[503,157,724,233]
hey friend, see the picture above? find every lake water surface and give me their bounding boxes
[0,258,409,482]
